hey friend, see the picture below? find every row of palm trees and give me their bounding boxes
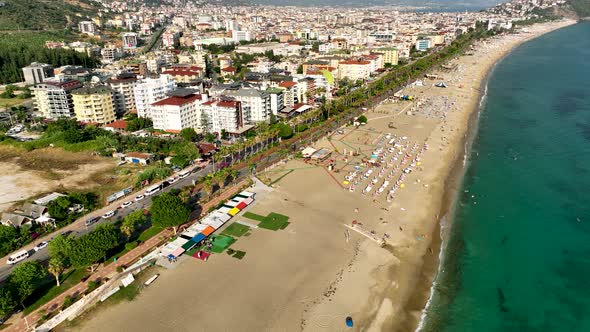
[201,168,239,197]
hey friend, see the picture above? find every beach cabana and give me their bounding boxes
[212,211,231,222]
[203,218,224,229]
[237,191,255,198]
[192,250,210,261]
[181,229,198,238]
[224,200,240,207]
[217,206,232,215]
[243,197,254,205]
[228,207,240,216]
[201,226,215,237]
[188,223,208,233]
[236,201,247,210]
[170,247,185,258]
[181,240,198,251]
[192,233,206,244]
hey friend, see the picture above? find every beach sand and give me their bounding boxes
[69,20,576,332]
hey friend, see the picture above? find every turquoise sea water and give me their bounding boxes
[421,22,590,332]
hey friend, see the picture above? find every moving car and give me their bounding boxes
[120,201,133,209]
[6,250,29,265]
[33,241,48,252]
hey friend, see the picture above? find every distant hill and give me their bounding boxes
[567,0,590,17]
[0,0,101,30]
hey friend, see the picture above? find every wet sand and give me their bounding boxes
[71,20,576,332]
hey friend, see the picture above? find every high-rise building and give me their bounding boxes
[133,74,177,118]
[232,30,251,43]
[225,20,240,32]
[22,63,54,85]
[123,33,138,49]
[32,79,82,119]
[107,73,138,115]
[222,88,271,123]
[72,86,116,124]
[201,99,245,134]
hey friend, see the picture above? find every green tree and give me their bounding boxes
[312,41,321,52]
[179,128,198,142]
[277,123,293,139]
[357,115,368,124]
[151,192,189,235]
[0,225,19,257]
[48,234,74,262]
[63,128,86,143]
[9,261,47,308]
[120,210,146,238]
[297,64,303,74]
[48,254,66,286]
[47,196,72,220]
[0,287,15,317]
[68,224,119,272]
[170,155,189,168]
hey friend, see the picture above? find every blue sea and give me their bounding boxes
[420,22,590,332]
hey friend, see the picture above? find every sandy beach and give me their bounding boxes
[69,20,576,332]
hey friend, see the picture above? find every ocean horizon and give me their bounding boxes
[420,21,590,332]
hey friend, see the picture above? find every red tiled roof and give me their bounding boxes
[340,60,371,65]
[165,129,181,134]
[278,81,297,88]
[104,120,128,129]
[217,100,238,108]
[126,152,151,159]
[221,66,236,72]
[163,70,201,76]
[152,94,202,107]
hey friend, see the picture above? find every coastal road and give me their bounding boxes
[0,163,214,281]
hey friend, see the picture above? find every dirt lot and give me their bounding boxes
[0,146,133,212]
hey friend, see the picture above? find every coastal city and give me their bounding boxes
[0,0,587,331]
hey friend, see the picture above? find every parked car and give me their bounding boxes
[85,216,101,227]
[102,210,116,219]
[134,194,145,202]
[33,241,48,252]
[61,230,75,238]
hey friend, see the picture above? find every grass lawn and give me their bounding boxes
[221,222,250,237]
[243,212,290,231]
[0,97,28,108]
[232,250,246,260]
[23,268,89,315]
[210,234,236,253]
[137,226,164,242]
[242,212,266,222]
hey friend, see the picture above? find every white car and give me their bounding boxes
[167,176,179,184]
[102,210,116,219]
[33,241,48,252]
[134,195,145,202]
[120,201,133,209]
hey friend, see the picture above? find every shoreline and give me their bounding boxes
[399,19,578,332]
[62,20,577,332]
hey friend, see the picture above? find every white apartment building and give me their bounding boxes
[232,30,251,43]
[107,74,138,115]
[222,88,271,123]
[78,21,97,35]
[150,93,208,132]
[32,79,82,119]
[277,81,298,108]
[133,74,177,118]
[201,100,244,134]
[338,60,372,81]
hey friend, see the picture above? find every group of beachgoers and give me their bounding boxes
[341,132,429,203]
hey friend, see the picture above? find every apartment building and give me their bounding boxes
[150,92,208,132]
[22,63,55,85]
[222,88,271,123]
[374,48,399,66]
[201,100,244,134]
[32,79,82,119]
[162,66,204,83]
[338,60,372,81]
[72,86,116,124]
[267,88,284,116]
[277,81,298,108]
[107,73,138,115]
[133,74,177,118]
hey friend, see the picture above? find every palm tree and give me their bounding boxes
[48,256,66,287]
[203,176,213,196]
